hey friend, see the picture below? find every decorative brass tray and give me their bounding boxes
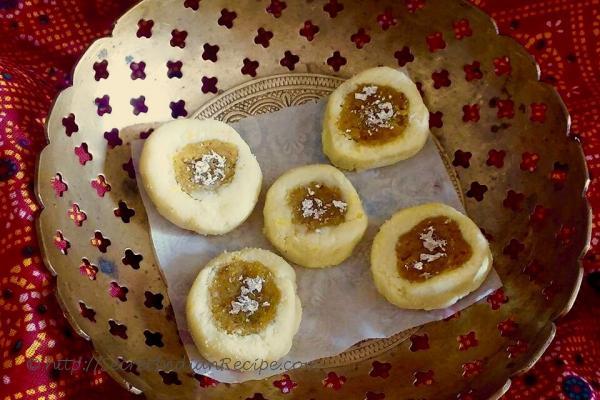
[36,0,590,399]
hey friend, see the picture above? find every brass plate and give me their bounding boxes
[194,73,462,370]
[35,0,590,399]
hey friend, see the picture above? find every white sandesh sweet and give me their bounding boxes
[139,119,262,235]
[186,248,302,367]
[263,164,368,268]
[188,150,227,186]
[323,66,430,171]
[371,203,493,310]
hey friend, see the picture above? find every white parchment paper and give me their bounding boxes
[131,100,501,383]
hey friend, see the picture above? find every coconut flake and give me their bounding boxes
[420,252,446,262]
[301,198,327,220]
[419,226,447,252]
[332,200,347,212]
[230,297,258,316]
[404,225,448,275]
[301,198,326,220]
[189,150,227,186]
[365,101,396,129]
[229,276,264,316]
[242,276,263,294]
[354,85,379,100]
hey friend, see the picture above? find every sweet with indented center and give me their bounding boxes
[139,119,262,235]
[323,66,429,171]
[371,203,492,310]
[263,164,368,268]
[186,248,302,365]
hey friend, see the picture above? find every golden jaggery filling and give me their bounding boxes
[396,217,472,282]
[173,140,238,194]
[288,182,348,231]
[209,260,281,335]
[337,84,410,145]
